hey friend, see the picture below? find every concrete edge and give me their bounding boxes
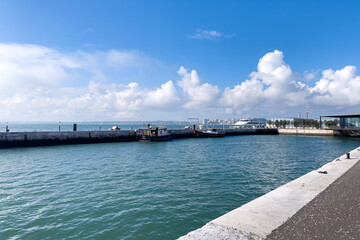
[178,146,360,240]
[277,128,335,136]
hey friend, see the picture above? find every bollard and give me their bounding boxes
[73,123,77,131]
[346,152,350,159]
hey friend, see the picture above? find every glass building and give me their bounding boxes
[321,114,360,128]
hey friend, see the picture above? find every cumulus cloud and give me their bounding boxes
[177,66,220,108]
[0,43,359,121]
[220,50,308,114]
[311,66,360,106]
[0,44,184,121]
[304,70,317,81]
[221,50,360,116]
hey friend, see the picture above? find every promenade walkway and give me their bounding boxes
[266,154,360,240]
[179,147,360,240]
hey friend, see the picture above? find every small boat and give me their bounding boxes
[195,128,225,138]
[136,127,173,142]
[232,118,267,129]
[110,125,120,131]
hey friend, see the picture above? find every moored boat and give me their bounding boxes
[195,128,225,137]
[136,127,173,142]
[109,125,120,131]
[232,118,267,129]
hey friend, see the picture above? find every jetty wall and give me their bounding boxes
[278,128,335,136]
[0,130,136,148]
[178,146,360,240]
[172,129,197,138]
[225,128,278,136]
[0,128,328,149]
[171,128,278,138]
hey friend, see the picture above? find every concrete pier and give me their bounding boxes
[172,129,197,138]
[278,128,360,137]
[278,128,336,136]
[266,156,360,239]
[178,146,360,240]
[225,128,278,136]
[0,130,136,148]
[0,129,278,148]
[172,128,278,138]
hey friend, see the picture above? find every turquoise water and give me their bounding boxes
[1,135,360,239]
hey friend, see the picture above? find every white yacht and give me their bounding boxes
[233,118,267,129]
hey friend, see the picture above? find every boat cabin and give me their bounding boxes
[137,127,170,137]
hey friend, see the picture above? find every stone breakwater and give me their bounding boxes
[277,128,336,136]
[0,130,136,148]
[0,129,279,148]
[1,127,358,148]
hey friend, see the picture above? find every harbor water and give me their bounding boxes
[1,134,360,239]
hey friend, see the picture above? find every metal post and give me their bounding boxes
[6,122,9,132]
[59,121,61,132]
[100,122,102,131]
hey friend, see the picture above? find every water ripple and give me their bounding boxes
[1,136,359,239]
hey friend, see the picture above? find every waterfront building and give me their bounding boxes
[202,118,209,125]
[321,114,360,129]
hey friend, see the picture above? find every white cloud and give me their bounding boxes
[177,66,220,108]
[221,50,308,114]
[310,66,360,106]
[0,43,359,121]
[0,44,183,121]
[188,29,234,40]
[220,79,264,113]
[221,50,360,116]
[304,70,317,81]
[144,80,181,108]
[0,44,79,91]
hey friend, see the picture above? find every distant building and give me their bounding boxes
[202,118,209,124]
[321,114,360,129]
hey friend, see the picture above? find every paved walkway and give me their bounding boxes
[266,157,360,240]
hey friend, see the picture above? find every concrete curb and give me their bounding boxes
[178,146,360,240]
[277,128,335,136]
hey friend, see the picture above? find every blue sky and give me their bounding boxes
[0,0,360,121]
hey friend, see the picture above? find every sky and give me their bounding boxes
[0,0,360,121]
